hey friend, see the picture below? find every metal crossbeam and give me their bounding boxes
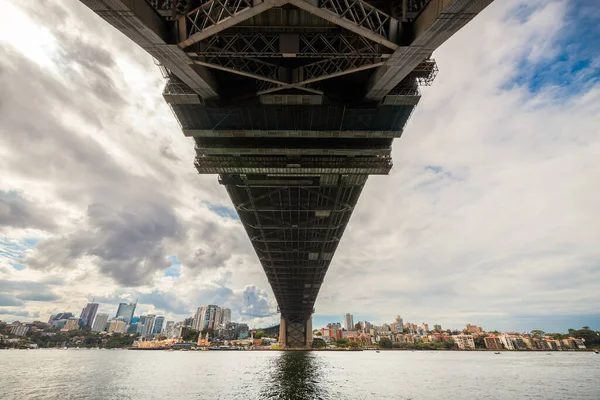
[179,0,286,47]
[190,33,386,58]
[256,57,384,95]
[289,0,399,50]
[195,57,283,84]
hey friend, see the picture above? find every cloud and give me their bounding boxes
[24,202,179,286]
[0,294,24,307]
[0,191,57,231]
[0,309,40,319]
[239,285,278,318]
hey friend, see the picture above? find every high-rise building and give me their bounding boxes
[63,317,81,331]
[91,313,109,332]
[395,316,404,331]
[193,305,223,331]
[221,308,231,325]
[343,314,354,331]
[108,318,127,333]
[152,316,165,334]
[421,323,429,333]
[140,315,156,337]
[164,321,177,338]
[80,303,99,328]
[115,303,136,324]
[434,324,442,332]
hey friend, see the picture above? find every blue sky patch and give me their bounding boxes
[506,0,600,96]
[203,201,239,220]
[164,255,182,277]
[0,237,41,270]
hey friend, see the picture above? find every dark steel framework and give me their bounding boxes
[82,0,492,347]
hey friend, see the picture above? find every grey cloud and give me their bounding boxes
[0,294,24,307]
[0,309,40,319]
[0,191,56,230]
[25,201,179,286]
[160,144,181,162]
[16,291,61,302]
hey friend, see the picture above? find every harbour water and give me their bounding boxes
[0,350,598,399]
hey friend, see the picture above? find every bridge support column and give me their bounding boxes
[279,315,313,348]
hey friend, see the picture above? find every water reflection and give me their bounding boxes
[260,351,329,400]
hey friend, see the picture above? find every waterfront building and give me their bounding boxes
[328,322,342,330]
[499,334,515,350]
[91,313,109,332]
[484,336,502,350]
[10,324,29,336]
[163,321,177,338]
[80,303,99,328]
[115,303,136,324]
[108,318,127,333]
[453,334,476,350]
[140,315,156,337]
[343,314,354,331]
[152,316,165,335]
[215,322,249,340]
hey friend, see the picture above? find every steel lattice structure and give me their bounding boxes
[81,0,493,348]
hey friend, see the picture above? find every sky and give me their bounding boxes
[0,0,599,333]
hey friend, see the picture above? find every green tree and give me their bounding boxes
[474,336,486,349]
[312,338,327,348]
[334,338,349,347]
[254,329,265,339]
[378,338,393,349]
[182,329,199,342]
[200,328,215,338]
[348,341,361,349]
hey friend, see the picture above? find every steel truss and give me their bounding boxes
[223,179,363,321]
[195,56,282,84]
[192,33,385,58]
[297,57,384,83]
[185,0,253,38]
[319,0,392,41]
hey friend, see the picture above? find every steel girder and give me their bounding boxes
[190,32,386,58]
[178,0,400,50]
[224,178,362,319]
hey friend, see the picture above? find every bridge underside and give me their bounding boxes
[82,0,492,347]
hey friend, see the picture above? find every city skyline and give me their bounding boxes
[0,0,599,334]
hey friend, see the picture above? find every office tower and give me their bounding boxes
[152,316,165,334]
[80,303,99,328]
[115,302,136,324]
[343,313,354,331]
[91,313,109,332]
[220,308,231,325]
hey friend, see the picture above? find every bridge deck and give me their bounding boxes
[81,0,493,347]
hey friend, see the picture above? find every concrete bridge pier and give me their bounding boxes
[279,315,313,348]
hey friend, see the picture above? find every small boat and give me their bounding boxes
[376,350,380,353]
[594,350,599,354]
[494,352,501,355]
